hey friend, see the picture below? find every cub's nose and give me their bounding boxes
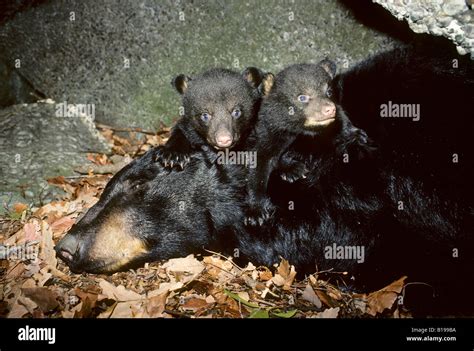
[322,103,336,118]
[55,234,79,263]
[215,133,233,148]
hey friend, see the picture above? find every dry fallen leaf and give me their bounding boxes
[314,307,340,318]
[352,297,367,314]
[98,279,143,301]
[203,256,234,282]
[35,268,53,287]
[314,288,337,308]
[366,276,407,316]
[258,267,273,281]
[47,176,76,195]
[162,254,204,284]
[50,215,76,239]
[7,299,31,318]
[87,153,108,166]
[109,301,136,318]
[147,281,183,297]
[182,298,209,312]
[24,220,41,243]
[271,259,297,290]
[73,295,98,318]
[326,285,343,301]
[302,283,322,308]
[237,291,250,302]
[34,201,70,220]
[13,203,28,214]
[21,287,59,312]
[39,221,57,269]
[144,292,168,317]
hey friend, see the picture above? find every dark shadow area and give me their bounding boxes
[339,0,415,43]
[0,0,49,25]
[0,58,46,107]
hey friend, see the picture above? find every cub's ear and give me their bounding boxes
[171,74,192,95]
[319,59,337,79]
[259,72,275,96]
[242,67,266,89]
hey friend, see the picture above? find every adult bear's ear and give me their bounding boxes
[319,59,337,79]
[171,74,192,95]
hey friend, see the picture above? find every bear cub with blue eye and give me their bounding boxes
[245,60,371,225]
[155,67,268,169]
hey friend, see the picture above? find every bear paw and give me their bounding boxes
[340,127,378,160]
[280,162,308,183]
[244,199,275,226]
[154,148,191,170]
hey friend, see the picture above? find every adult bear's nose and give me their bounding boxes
[55,234,79,263]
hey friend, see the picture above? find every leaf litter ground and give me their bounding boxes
[0,124,411,318]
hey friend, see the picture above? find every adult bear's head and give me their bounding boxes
[55,147,245,273]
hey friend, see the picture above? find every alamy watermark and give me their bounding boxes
[55,101,95,120]
[380,101,420,121]
[18,325,55,344]
[324,243,365,263]
[0,241,39,261]
[216,149,257,169]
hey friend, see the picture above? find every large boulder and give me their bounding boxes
[0,101,109,210]
[0,0,397,129]
[374,0,474,57]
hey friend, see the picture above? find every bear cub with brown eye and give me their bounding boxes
[155,67,269,169]
[245,60,371,226]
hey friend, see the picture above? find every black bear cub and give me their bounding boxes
[155,67,267,169]
[245,60,370,225]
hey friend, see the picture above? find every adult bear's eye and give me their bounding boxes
[231,109,241,118]
[201,113,211,122]
[130,180,145,190]
[297,95,310,103]
[132,183,142,190]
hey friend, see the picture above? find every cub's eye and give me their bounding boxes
[201,113,211,122]
[231,109,241,118]
[326,87,333,98]
[297,95,310,103]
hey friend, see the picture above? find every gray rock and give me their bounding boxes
[442,0,466,16]
[0,0,398,130]
[374,0,474,57]
[0,58,42,107]
[0,101,109,209]
[465,24,474,39]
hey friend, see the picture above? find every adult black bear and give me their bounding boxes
[155,67,267,169]
[56,41,474,315]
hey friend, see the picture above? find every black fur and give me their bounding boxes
[155,68,264,169]
[56,42,474,316]
[265,41,474,315]
[244,61,369,225]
